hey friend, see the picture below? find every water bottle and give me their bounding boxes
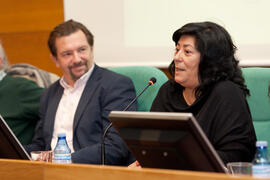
[53,133,72,164]
[252,141,270,178]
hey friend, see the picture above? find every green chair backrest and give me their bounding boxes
[109,66,168,111]
[242,67,270,147]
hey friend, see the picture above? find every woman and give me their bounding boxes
[151,21,256,165]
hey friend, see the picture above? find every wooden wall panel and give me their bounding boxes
[0,31,59,74]
[0,0,64,75]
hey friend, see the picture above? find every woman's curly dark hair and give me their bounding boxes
[169,21,249,97]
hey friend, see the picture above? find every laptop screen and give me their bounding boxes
[109,111,226,173]
[0,114,31,160]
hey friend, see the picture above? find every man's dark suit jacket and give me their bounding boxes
[25,65,137,165]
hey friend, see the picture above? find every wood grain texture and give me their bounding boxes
[0,159,44,180]
[0,0,64,33]
[44,163,243,180]
[0,0,64,75]
[0,159,255,180]
[0,31,61,75]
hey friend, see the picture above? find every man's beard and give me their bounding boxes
[68,60,89,81]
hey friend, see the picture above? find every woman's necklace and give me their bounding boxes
[182,89,196,106]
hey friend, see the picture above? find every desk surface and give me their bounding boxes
[0,159,255,180]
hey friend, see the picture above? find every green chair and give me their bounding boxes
[109,66,168,111]
[242,67,270,148]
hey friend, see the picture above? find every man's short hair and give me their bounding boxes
[48,19,94,57]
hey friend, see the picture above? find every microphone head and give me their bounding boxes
[148,77,157,85]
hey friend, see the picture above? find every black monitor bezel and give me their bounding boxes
[109,111,226,173]
[0,114,31,160]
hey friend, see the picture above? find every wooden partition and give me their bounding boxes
[0,159,256,180]
[0,159,44,180]
[0,0,64,76]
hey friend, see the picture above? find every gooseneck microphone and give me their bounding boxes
[101,77,157,165]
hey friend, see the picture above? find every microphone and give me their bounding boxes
[101,77,157,165]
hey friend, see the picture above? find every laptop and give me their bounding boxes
[0,114,31,160]
[109,111,226,173]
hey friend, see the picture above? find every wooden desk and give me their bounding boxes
[0,159,255,180]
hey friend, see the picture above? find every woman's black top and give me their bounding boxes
[151,79,257,164]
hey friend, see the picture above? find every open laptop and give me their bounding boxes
[0,114,31,160]
[109,111,226,173]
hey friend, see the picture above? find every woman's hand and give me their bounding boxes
[128,160,141,169]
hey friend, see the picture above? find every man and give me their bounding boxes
[0,42,44,145]
[25,20,137,165]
